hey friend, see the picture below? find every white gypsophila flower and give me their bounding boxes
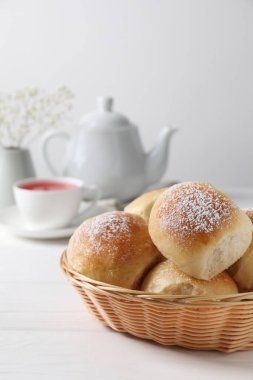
[0,86,74,148]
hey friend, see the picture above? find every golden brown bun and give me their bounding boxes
[124,188,165,223]
[141,260,238,295]
[228,210,253,291]
[149,182,253,280]
[67,211,162,289]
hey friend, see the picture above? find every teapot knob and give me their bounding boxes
[97,96,113,112]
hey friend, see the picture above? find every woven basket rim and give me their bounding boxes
[60,250,253,306]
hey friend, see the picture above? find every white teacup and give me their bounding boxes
[13,177,100,230]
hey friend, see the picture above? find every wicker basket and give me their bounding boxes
[61,251,253,352]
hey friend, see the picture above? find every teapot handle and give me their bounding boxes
[40,129,70,176]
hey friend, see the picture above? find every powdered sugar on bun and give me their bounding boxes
[67,211,162,288]
[158,182,238,244]
[83,212,136,260]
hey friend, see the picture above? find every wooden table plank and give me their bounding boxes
[0,245,66,282]
[1,330,253,380]
[0,282,83,312]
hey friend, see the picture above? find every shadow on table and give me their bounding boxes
[104,326,253,370]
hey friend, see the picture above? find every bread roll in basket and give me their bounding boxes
[61,182,253,352]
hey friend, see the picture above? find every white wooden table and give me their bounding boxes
[1,189,253,380]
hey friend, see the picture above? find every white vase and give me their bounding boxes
[0,147,36,207]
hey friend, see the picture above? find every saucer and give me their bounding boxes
[0,202,116,239]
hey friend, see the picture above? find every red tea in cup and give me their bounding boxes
[18,181,78,191]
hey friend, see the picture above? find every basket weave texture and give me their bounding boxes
[61,251,253,352]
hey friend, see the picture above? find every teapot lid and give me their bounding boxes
[79,96,133,131]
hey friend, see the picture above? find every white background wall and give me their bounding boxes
[0,0,253,187]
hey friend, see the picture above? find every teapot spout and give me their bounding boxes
[145,125,177,186]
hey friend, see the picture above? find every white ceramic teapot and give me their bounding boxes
[41,97,177,201]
